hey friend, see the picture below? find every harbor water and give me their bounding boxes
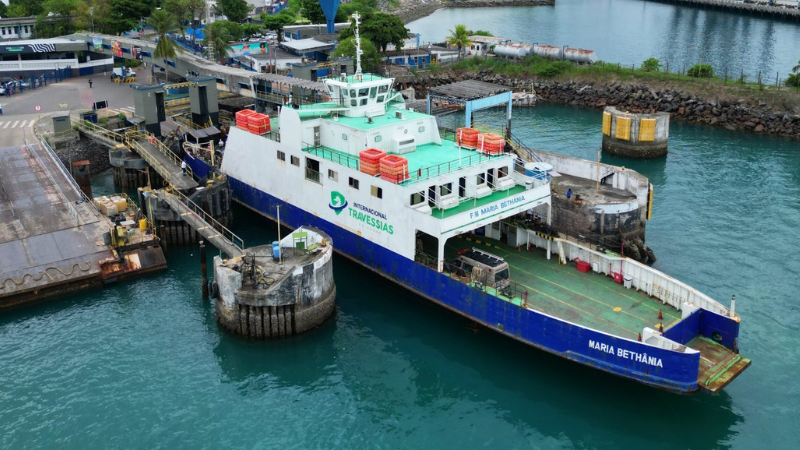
[408,0,800,80]
[2,103,799,448]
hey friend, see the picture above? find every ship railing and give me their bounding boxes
[523,230,732,318]
[302,143,360,169]
[23,137,80,226]
[305,167,322,184]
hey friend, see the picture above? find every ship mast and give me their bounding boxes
[353,12,363,81]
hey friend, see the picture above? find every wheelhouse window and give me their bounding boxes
[498,166,509,178]
[440,183,452,196]
[410,192,425,206]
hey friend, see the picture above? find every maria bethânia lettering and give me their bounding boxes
[589,339,664,368]
[329,191,393,234]
[469,195,526,220]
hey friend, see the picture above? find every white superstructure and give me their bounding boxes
[222,72,552,271]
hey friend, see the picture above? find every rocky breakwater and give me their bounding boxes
[404,70,800,139]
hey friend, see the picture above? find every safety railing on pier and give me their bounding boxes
[165,188,244,254]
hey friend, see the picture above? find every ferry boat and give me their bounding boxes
[185,23,750,394]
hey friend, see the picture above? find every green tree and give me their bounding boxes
[8,0,45,16]
[339,12,407,53]
[107,0,156,35]
[299,0,326,24]
[335,0,378,22]
[262,9,297,42]
[332,36,380,71]
[209,20,242,40]
[217,0,251,23]
[36,0,85,37]
[793,60,800,74]
[641,57,661,72]
[241,23,263,39]
[786,73,800,87]
[446,24,471,60]
[204,24,234,63]
[687,63,714,78]
[0,2,7,17]
[468,29,493,37]
[148,9,182,82]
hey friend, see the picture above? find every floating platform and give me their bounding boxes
[0,143,166,310]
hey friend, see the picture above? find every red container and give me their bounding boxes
[576,260,591,273]
[359,148,386,164]
[235,109,257,129]
[613,272,623,284]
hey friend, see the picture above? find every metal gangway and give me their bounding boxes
[74,117,199,191]
[153,189,244,258]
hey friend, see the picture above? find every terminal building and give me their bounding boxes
[0,37,113,78]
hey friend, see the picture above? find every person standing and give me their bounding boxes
[0,103,3,115]
[181,160,187,176]
[88,78,93,88]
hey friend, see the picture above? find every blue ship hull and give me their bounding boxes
[188,158,739,393]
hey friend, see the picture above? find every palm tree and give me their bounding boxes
[203,24,234,65]
[793,59,800,74]
[447,24,472,60]
[148,9,182,84]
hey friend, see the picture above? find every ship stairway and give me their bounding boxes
[506,132,543,163]
[155,189,244,258]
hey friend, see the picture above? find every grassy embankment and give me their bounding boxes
[434,56,800,110]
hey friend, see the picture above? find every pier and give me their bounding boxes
[0,138,166,309]
[645,0,800,20]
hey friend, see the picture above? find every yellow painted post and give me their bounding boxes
[602,111,612,136]
[615,116,632,141]
[647,183,654,220]
[639,118,656,142]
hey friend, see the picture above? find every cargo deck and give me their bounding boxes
[445,236,681,340]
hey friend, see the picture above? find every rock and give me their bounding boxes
[754,124,764,132]
[678,107,685,115]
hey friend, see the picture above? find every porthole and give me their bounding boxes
[342,134,348,141]
[375,135,382,142]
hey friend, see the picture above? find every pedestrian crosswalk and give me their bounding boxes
[0,119,36,129]
[107,106,136,115]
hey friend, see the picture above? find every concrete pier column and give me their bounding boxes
[601,107,669,158]
[200,240,209,298]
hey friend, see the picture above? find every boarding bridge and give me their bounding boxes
[153,189,244,258]
[75,118,198,192]
[70,33,328,107]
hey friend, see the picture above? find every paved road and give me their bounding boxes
[0,69,141,148]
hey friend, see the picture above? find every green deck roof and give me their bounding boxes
[443,236,682,339]
[333,107,431,131]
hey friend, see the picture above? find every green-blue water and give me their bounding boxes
[2,104,800,448]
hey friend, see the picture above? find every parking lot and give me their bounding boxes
[0,69,141,148]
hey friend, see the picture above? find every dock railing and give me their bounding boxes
[166,189,244,253]
[126,130,195,181]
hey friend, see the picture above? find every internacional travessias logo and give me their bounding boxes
[329,191,348,215]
